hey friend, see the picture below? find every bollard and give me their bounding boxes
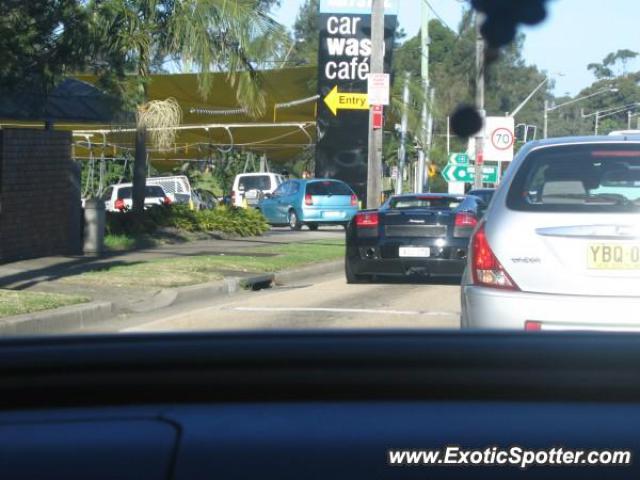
[83,199,106,256]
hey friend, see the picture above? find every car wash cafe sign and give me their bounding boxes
[315,0,397,201]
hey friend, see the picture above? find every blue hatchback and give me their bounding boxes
[258,179,360,230]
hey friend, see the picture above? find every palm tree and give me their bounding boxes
[90,0,285,212]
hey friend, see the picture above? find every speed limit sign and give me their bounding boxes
[484,117,515,162]
[492,128,514,150]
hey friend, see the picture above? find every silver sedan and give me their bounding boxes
[461,135,640,331]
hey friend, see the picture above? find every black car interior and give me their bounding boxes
[0,331,639,479]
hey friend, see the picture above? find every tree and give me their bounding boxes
[0,0,91,102]
[91,0,285,212]
[588,49,639,80]
[288,0,319,66]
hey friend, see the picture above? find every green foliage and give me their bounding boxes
[106,204,269,237]
[289,0,320,66]
[90,0,285,116]
[0,0,91,95]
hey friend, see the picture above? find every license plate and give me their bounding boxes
[399,247,431,258]
[323,211,343,219]
[245,191,258,198]
[588,243,640,269]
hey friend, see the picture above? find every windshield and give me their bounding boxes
[2,0,640,341]
[305,181,353,196]
[388,196,463,209]
[238,176,272,191]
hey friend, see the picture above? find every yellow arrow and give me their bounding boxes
[324,85,369,116]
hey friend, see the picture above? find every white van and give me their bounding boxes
[146,176,192,205]
[231,173,285,208]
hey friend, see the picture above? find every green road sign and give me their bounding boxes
[442,164,498,184]
[449,153,469,165]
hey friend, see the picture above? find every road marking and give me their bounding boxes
[225,307,457,316]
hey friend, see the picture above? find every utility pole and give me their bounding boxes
[367,0,384,208]
[425,87,435,192]
[473,12,486,189]
[543,99,549,139]
[396,73,410,195]
[417,0,430,193]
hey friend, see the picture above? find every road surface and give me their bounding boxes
[116,271,461,333]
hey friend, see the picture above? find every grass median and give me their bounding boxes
[0,290,89,319]
[63,239,346,289]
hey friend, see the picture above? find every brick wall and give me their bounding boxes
[0,129,82,262]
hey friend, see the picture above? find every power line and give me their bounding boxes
[421,0,456,33]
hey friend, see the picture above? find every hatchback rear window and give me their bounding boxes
[306,181,352,196]
[507,144,640,212]
[117,186,166,199]
[388,196,463,209]
[238,176,271,191]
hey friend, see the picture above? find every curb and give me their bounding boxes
[125,260,343,314]
[0,301,113,336]
[273,260,343,286]
[0,260,344,334]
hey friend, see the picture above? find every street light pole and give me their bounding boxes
[396,73,410,195]
[474,12,485,189]
[367,0,384,208]
[543,99,549,139]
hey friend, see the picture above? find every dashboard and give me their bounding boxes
[0,331,638,479]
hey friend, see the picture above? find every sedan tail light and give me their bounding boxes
[351,194,358,207]
[355,211,379,228]
[525,321,542,331]
[114,199,125,211]
[453,212,478,238]
[470,223,519,290]
[305,194,313,206]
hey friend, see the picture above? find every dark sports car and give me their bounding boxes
[345,193,485,283]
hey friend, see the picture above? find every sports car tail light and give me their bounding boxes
[471,224,519,290]
[453,212,478,238]
[305,194,313,206]
[355,212,379,228]
[351,194,358,207]
[525,321,542,331]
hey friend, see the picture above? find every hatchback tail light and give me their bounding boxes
[471,224,519,290]
[163,196,172,205]
[114,198,125,211]
[525,321,542,331]
[305,194,313,206]
[453,212,478,238]
[355,211,379,228]
[231,190,236,203]
[351,194,358,207]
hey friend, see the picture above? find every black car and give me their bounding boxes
[345,194,484,283]
[466,188,495,206]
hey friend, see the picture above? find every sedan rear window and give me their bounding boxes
[306,181,352,196]
[389,196,463,209]
[507,144,640,212]
[117,186,166,199]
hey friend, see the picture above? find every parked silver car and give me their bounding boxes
[462,136,640,331]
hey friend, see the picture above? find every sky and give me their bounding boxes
[271,0,640,96]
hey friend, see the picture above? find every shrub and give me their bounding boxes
[106,205,269,237]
